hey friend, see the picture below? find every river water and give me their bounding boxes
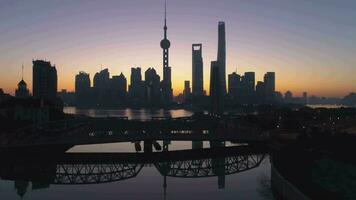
[63,107,194,120]
[0,107,273,200]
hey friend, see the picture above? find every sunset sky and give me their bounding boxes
[0,0,355,97]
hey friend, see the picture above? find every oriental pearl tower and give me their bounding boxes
[160,0,173,104]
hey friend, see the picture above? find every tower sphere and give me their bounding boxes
[160,39,170,49]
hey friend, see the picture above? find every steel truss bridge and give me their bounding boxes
[155,154,264,178]
[0,146,266,185]
[55,163,143,185]
[1,115,266,149]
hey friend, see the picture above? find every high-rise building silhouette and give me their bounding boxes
[228,72,240,100]
[285,90,293,103]
[93,68,110,91]
[227,71,277,104]
[264,72,275,102]
[15,79,30,99]
[243,72,255,92]
[192,44,203,96]
[210,61,223,114]
[75,71,91,96]
[255,81,266,103]
[74,68,128,106]
[15,64,30,99]
[183,80,191,101]
[160,0,173,104]
[275,91,283,103]
[129,67,144,101]
[217,22,226,96]
[75,71,91,105]
[145,68,161,104]
[241,72,255,102]
[111,73,127,100]
[32,60,57,100]
[93,68,111,105]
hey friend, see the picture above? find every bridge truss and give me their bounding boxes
[155,154,265,178]
[50,154,265,184]
[54,163,143,185]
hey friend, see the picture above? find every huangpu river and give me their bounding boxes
[0,107,273,200]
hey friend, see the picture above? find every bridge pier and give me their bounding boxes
[163,140,170,151]
[192,130,203,149]
[144,140,153,153]
[210,141,225,148]
[192,141,203,149]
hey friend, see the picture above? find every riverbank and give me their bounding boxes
[270,134,356,199]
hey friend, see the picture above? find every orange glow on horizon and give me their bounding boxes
[2,73,352,99]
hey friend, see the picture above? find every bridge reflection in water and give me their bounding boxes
[0,145,266,197]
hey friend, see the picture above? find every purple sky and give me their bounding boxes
[1,0,356,97]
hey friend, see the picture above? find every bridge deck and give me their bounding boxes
[0,145,267,164]
[1,115,267,149]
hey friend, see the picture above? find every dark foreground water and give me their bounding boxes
[0,108,273,200]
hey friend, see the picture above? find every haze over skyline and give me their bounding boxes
[1,0,356,97]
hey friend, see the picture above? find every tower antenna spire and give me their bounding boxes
[164,0,167,39]
[21,63,24,80]
[165,0,167,25]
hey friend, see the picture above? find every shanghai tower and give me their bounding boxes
[217,21,226,96]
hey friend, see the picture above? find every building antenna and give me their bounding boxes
[164,0,167,38]
[21,63,24,80]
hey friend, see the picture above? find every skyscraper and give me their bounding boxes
[192,44,203,96]
[210,61,223,114]
[264,72,275,102]
[255,81,266,103]
[75,71,90,96]
[160,0,173,103]
[75,71,91,104]
[183,80,191,100]
[129,67,144,101]
[93,68,110,91]
[75,71,93,105]
[32,60,57,100]
[111,73,127,99]
[285,91,293,103]
[217,21,226,96]
[264,72,275,93]
[241,72,255,102]
[145,68,161,104]
[228,72,240,100]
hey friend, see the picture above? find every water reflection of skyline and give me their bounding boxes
[0,109,271,200]
[63,107,194,120]
[0,145,266,198]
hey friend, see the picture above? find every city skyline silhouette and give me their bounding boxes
[1,2,356,199]
[1,0,356,97]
